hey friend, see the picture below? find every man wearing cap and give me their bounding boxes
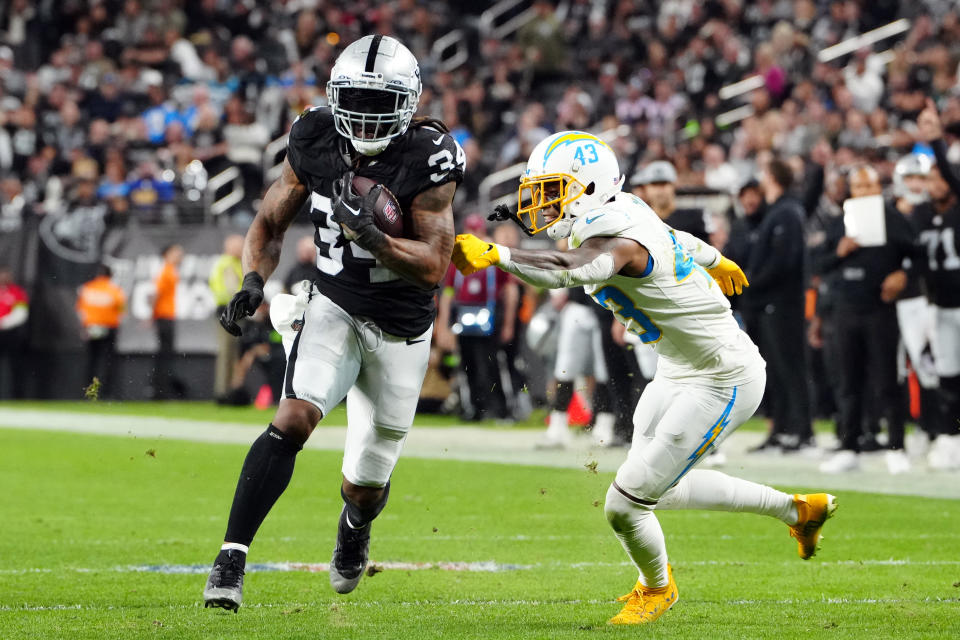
[631,160,712,243]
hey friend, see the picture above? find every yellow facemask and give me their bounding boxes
[515,173,589,236]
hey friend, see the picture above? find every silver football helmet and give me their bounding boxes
[893,153,932,205]
[327,35,422,156]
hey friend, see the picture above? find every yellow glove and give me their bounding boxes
[452,233,500,275]
[706,256,749,296]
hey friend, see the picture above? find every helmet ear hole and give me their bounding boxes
[585,182,595,195]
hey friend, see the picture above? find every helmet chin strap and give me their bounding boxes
[546,218,573,240]
[351,138,391,156]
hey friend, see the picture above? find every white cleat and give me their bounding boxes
[819,449,860,473]
[884,449,911,475]
[928,435,960,471]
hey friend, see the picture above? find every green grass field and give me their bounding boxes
[0,407,958,639]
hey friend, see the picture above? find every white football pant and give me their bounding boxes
[605,372,798,588]
[276,290,432,487]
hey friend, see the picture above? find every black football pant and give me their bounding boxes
[750,301,813,442]
[459,335,507,420]
[86,330,117,399]
[833,307,904,451]
[152,319,179,400]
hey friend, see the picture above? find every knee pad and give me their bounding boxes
[604,482,655,532]
[553,381,574,412]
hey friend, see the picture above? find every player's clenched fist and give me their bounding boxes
[452,233,500,275]
[706,256,749,296]
[220,272,264,336]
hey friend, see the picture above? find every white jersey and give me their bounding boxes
[569,192,764,384]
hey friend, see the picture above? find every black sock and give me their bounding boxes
[224,424,302,546]
[342,482,391,529]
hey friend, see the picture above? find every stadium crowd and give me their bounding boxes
[2,0,960,472]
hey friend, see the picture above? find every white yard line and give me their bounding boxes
[2,558,958,576]
[1,408,959,499]
[2,596,957,612]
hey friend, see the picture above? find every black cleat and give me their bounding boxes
[330,507,370,594]
[203,549,246,612]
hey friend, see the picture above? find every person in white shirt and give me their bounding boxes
[454,131,836,626]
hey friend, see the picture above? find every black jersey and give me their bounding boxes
[913,203,960,308]
[286,107,465,336]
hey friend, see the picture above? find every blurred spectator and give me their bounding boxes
[0,264,28,399]
[815,166,917,474]
[0,177,26,232]
[631,160,711,242]
[438,215,518,422]
[76,264,127,399]
[222,95,269,203]
[703,144,739,195]
[151,243,183,400]
[209,234,244,402]
[741,158,813,452]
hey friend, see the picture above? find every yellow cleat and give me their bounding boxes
[608,564,678,625]
[789,493,838,559]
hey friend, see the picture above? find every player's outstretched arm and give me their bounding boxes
[219,159,308,336]
[365,182,457,289]
[243,158,309,279]
[453,234,648,289]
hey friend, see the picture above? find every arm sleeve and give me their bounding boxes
[672,228,722,268]
[496,246,617,289]
[931,139,960,200]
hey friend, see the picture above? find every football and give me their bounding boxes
[351,175,404,237]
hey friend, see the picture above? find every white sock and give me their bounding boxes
[605,484,669,589]
[657,469,798,524]
[593,412,615,444]
[221,542,249,554]
[545,410,570,442]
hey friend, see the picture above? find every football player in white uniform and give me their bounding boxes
[455,132,837,625]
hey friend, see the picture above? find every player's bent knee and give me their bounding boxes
[273,398,323,446]
[372,423,406,442]
[604,483,655,531]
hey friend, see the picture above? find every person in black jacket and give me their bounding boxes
[816,166,917,474]
[741,159,814,451]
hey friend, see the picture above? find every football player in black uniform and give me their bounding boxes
[915,100,960,470]
[203,35,465,610]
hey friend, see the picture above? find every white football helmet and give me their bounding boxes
[893,153,932,205]
[517,131,624,239]
[327,35,422,156]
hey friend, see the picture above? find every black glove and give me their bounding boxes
[331,170,386,250]
[219,272,264,337]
